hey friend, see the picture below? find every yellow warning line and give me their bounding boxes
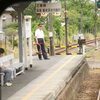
[60,46,66,48]
[59,45,78,48]
[71,53,78,55]
[60,53,66,55]
[71,46,78,48]
[20,56,75,100]
[60,53,78,55]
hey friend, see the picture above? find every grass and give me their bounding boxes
[86,48,100,62]
[94,49,100,61]
[85,48,95,58]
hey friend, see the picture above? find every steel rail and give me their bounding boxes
[54,38,100,54]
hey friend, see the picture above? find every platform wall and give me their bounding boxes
[56,60,89,100]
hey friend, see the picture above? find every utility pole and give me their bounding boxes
[48,13,54,56]
[94,0,97,47]
[80,0,83,34]
[64,0,68,54]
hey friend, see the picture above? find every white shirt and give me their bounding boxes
[0,62,3,67]
[35,29,44,39]
[0,56,3,67]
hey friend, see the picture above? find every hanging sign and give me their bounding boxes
[36,2,61,13]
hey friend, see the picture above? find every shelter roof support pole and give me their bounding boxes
[18,11,23,62]
[12,2,31,65]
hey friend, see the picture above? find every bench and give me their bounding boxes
[0,54,24,86]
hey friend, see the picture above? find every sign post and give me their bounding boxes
[24,15,33,69]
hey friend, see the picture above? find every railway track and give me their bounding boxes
[33,38,100,56]
[54,38,100,55]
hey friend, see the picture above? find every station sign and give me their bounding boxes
[40,12,61,17]
[36,2,61,13]
[24,16,32,38]
[49,32,53,37]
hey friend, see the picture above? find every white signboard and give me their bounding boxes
[74,35,79,40]
[74,34,84,40]
[36,2,61,13]
[49,32,53,37]
[24,19,31,38]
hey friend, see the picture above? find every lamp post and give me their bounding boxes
[64,0,68,55]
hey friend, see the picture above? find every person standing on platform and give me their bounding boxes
[35,24,49,60]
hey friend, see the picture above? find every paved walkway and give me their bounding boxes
[1,55,95,100]
[1,55,66,100]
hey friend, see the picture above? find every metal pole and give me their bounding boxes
[64,1,68,54]
[48,13,54,56]
[29,36,32,67]
[18,11,23,62]
[12,2,31,64]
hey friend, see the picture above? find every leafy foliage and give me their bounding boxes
[23,1,100,43]
[4,0,100,46]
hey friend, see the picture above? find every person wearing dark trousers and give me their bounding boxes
[0,48,13,86]
[78,37,83,54]
[35,24,49,60]
[36,43,42,60]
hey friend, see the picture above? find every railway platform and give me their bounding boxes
[1,55,89,100]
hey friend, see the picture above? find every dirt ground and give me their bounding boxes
[76,49,100,100]
[87,49,100,62]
